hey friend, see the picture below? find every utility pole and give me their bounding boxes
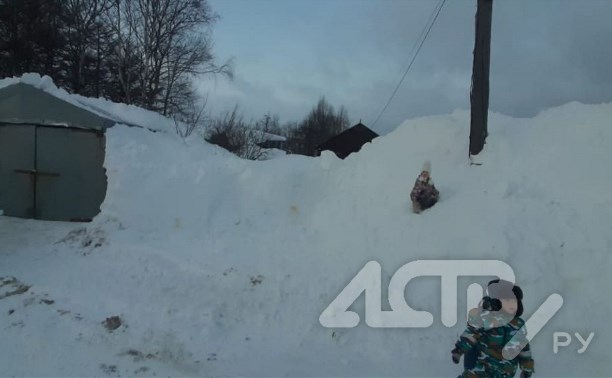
[469,0,493,158]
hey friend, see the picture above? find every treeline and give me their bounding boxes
[0,0,231,120]
[205,97,350,159]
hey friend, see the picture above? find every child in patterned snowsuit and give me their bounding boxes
[451,280,535,378]
[410,161,439,213]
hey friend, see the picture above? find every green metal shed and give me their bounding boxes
[0,82,116,222]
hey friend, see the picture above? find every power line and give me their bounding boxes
[371,0,447,128]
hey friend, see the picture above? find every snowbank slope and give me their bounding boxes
[1,90,611,376]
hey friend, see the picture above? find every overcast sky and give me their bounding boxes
[199,0,612,134]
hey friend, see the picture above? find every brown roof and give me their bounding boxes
[317,122,379,159]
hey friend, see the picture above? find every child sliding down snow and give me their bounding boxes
[451,279,535,378]
[410,161,439,213]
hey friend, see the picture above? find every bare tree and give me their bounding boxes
[239,129,269,161]
[120,0,232,115]
[174,94,209,139]
[205,106,271,160]
[256,112,281,135]
[206,105,244,154]
[292,97,350,156]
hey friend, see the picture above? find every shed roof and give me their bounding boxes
[317,122,379,159]
[0,82,116,130]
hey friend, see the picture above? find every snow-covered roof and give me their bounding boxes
[251,129,287,142]
[0,73,176,132]
[0,82,116,130]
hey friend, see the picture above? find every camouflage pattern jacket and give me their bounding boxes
[454,308,535,378]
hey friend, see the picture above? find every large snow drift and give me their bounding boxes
[1,74,611,376]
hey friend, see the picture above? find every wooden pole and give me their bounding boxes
[469,0,493,157]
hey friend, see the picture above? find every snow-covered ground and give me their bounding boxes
[1,76,612,376]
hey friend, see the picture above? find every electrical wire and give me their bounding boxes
[371,0,447,128]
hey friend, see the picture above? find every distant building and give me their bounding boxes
[255,131,287,150]
[316,122,379,159]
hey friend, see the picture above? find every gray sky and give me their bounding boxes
[199,0,612,134]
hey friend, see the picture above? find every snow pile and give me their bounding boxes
[1,85,612,376]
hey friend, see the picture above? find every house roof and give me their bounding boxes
[0,82,117,130]
[252,130,287,142]
[317,122,379,159]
